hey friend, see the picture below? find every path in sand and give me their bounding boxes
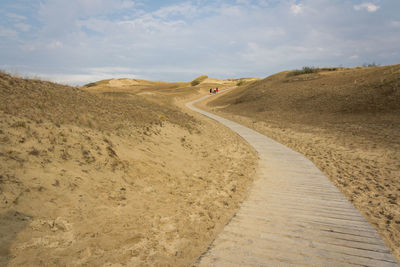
[186,94,399,266]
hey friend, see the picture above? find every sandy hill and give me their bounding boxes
[84,77,190,94]
[85,77,163,87]
[81,75,253,108]
[212,66,400,117]
[0,72,257,266]
[202,64,400,260]
[190,75,259,88]
[83,76,260,102]
[1,73,195,131]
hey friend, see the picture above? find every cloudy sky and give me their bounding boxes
[1,0,399,85]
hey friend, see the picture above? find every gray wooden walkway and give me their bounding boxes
[186,95,399,267]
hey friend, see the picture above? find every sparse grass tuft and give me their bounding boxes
[362,62,379,68]
[84,82,97,87]
[12,121,27,128]
[0,72,198,133]
[191,80,200,86]
[319,67,340,72]
[288,66,319,76]
[236,80,245,86]
[191,75,208,86]
[28,147,40,156]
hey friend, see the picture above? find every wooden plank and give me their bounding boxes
[186,96,399,267]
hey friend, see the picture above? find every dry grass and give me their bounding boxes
[82,77,197,102]
[206,64,400,261]
[0,72,196,133]
[0,72,257,266]
[191,75,208,86]
[217,65,399,116]
[287,66,319,76]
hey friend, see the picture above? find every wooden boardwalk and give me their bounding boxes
[187,95,399,267]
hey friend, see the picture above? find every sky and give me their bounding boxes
[1,0,399,85]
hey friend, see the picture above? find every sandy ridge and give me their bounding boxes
[0,73,259,266]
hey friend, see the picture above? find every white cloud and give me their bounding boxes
[0,26,18,38]
[1,0,400,84]
[47,40,63,49]
[86,66,138,74]
[19,44,37,51]
[220,5,243,16]
[392,21,400,27]
[116,16,186,35]
[47,73,133,85]
[354,3,380,12]
[6,13,27,21]
[153,2,199,19]
[236,0,251,4]
[291,4,303,14]
[29,70,139,86]
[121,0,135,9]
[14,23,32,32]
[37,0,138,36]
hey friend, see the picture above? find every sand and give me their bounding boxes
[199,65,400,261]
[0,73,258,266]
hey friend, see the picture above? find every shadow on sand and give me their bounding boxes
[0,210,32,266]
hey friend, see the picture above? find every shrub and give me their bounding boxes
[362,62,379,68]
[319,67,339,72]
[12,121,27,128]
[236,80,245,86]
[288,66,319,76]
[84,82,97,87]
[190,75,208,86]
[191,80,200,86]
[29,148,40,156]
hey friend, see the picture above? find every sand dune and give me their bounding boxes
[190,75,259,87]
[2,64,398,265]
[202,64,400,261]
[0,72,257,266]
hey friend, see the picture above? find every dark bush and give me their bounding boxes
[288,66,319,76]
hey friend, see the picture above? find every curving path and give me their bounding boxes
[186,94,399,267]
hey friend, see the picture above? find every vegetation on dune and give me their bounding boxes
[206,64,400,260]
[221,65,400,115]
[190,75,208,86]
[362,62,379,68]
[0,72,197,133]
[0,70,257,266]
[288,64,381,77]
[287,66,319,76]
[83,82,97,87]
[236,79,246,86]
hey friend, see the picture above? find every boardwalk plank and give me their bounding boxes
[186,95,399,267]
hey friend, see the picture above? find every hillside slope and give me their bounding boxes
[0,72,257,266]
[204,64,400,260]
[215,65,399,118]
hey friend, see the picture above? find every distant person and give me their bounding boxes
[213,89,216,94]
[216,87,219,93]
[210,88,212,94]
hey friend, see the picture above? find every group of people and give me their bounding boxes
[209,87,219,94]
